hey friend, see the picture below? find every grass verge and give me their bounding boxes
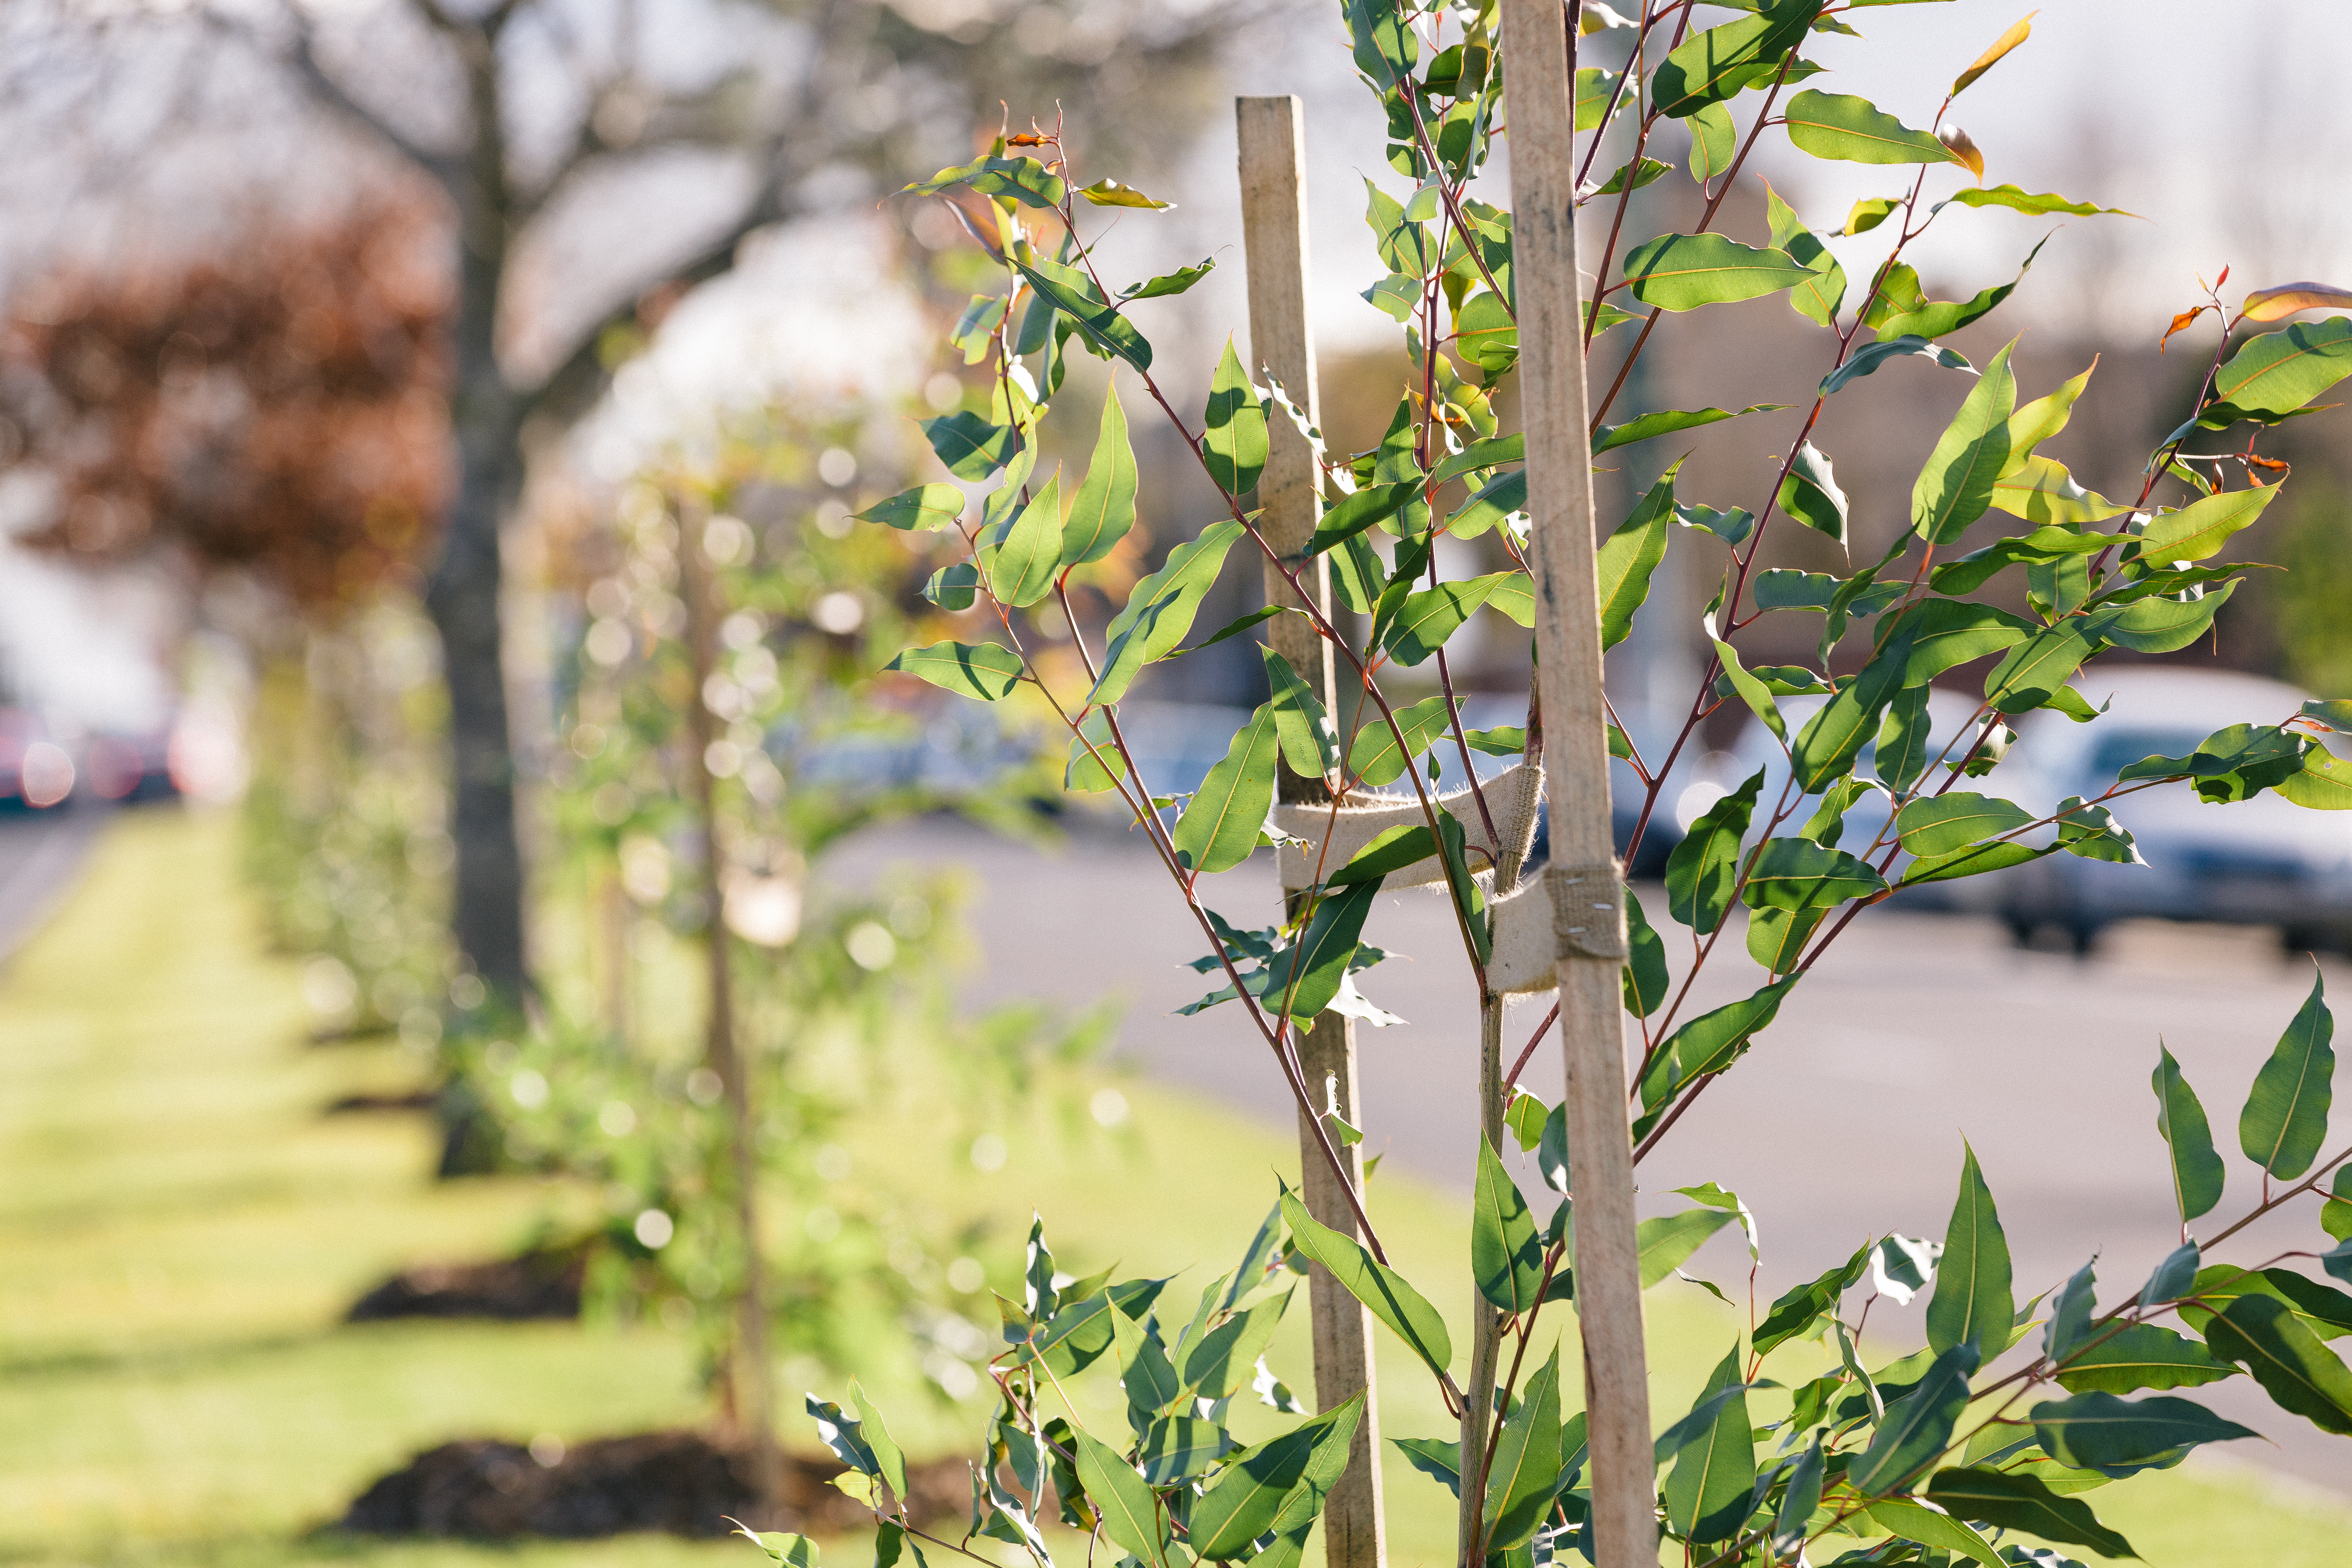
[0,811,2343,1567]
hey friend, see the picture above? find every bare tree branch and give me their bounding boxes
[270,5,459,185]
[520,174,796,423]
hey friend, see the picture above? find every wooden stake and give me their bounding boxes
[1237,94,1387,1568]
[1496,2,1657,1564]
[679,501,784,1521]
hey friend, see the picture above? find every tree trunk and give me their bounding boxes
[428,20,531,1009]
[425,399,529,1004]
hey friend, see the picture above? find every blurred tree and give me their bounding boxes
[0,187,449,609]
[2272,487,2352,700]
[238,0,1239,1004]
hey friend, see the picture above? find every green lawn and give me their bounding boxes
[2,812,2345,1568]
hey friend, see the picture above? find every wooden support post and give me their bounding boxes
[679,502,784,1521]
[1497,2,1657,1565]
[1237,94,1387,1568]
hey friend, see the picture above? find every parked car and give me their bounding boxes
[1715,686,2012,905]
[83,728,180,804]
[1717,669,2352,951]
[0,709,76,811]
[1993,669,2352,953]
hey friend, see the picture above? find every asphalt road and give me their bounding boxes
[0,806,105,965]
[827,815,2352,1492]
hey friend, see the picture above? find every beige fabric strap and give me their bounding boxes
[1464,858,1630,998]
[1272,762,1543,891]
[1548,861,1628,960]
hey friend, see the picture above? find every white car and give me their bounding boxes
[1710,686,2018,905]
[1993,669,2352,954]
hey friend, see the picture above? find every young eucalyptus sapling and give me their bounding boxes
[756,5,2352,1567]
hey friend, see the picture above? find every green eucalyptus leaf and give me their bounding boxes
[1624,232,1815,312]
[1473,1134,1545,1312]
[1176,1290,1292,1400]
[1982,619,2100,715]
[1927,1143,2013,1358]
[1344,0,1416,89]
[1637,1208,1739,1287]
[1685,102,1738,184]
[1595,403,1787,454]
[886,641,1023,700]
[1740,836,1886,909]
[1455,290,1518,374]
[1651,2,1817,118]
[1447,469,1527,540]
[1138,1417,1236,1485]
[1279,1188,1452,1377]
[1064,385,1139,564]
[2100,580,2239,654]
[1764,179,1846,327]
[1876,239,2049,343]
[1990,454,2128,525]
[1894,792,2034,856]
[1638,978,1798,1118]
[2154,1045,2227,1224]
[1792,612,1915,788]
[2198,317,2352,426]
[1861,1499,2002,1568]
[1016,252,1153,371]
[1071,1428,1170,1568]
[1262,647,1341,779]
[1665,768,1763,934]
[1945,184,2132,218]
[2240,971,2334,1180]
[1393,1436,1462,1497]
[1777,442,1848,542]
[1753,1243,1870,1354]
[1772,1437,1826,1558]
[1483,1346,1567,1551]
[1258,882,1379,1024]
[985,469,1064,607]
[2135,484,2279,564]
[1203,340,1269,498]
[1664,1345,1756,1544]
[1088,520,1246,706]
[2030,1392,2257,1477]
[1924,1466,2135,1560]
[857,482,967,531]
[1784,89,1957,164]
[1911,341,2017,543]
[1173,705,1281,875]
[1851,1343,1979,1495]
[1820,335,1976,396]
[1621,886,1669,1017]
[1348,696,1452,788]
[919,410,1019,480]
[2055,1323,2236,1394]
[1308,481,1421,556]
[1365,178,1438,279]
[1121,258,1214,300]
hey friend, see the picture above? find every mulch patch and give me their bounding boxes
[345,1246,586,1323]
[338,1429,968,1539]
[323,1089,439,1114]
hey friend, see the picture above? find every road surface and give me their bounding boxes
[0,807,105,965]
[826,814,2352,1492]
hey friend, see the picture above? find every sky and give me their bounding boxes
[1136,0,2352,362]
[7,0,2351,725]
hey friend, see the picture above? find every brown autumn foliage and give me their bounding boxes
[0,186,453,609]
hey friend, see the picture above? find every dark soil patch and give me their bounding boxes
[339,1429,967,1539]
[324,1089,438,1114]
[346,1246,585,1322]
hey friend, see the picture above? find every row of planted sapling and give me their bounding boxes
[336,408,1121,1534]
[755,3,2352,1568]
